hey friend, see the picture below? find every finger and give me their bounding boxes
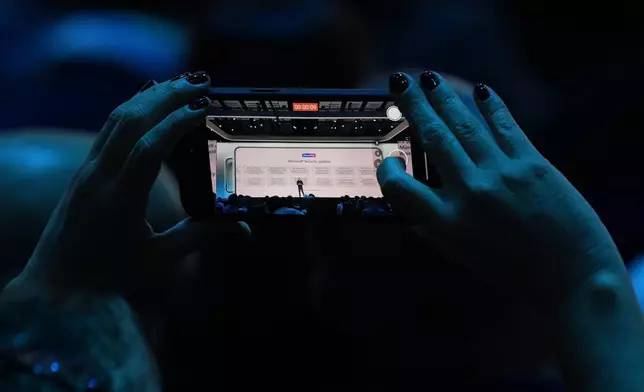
[87,79,161,161]
[377,156,444,222]
[95,72,210,172]
[389,72,475,182]
[118,96,211,195]
[89,75,186,161]
[419,71,500,164]
[473,83,535,158]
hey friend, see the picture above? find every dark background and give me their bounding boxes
[0,0,642,390]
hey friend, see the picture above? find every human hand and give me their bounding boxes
[378,71,624,302]
[5,72,239,296]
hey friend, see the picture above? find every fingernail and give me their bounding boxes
[170,72,191,82]
[420,70,440,91]
[187,71,210,85]
[389,72,409,95]
[189,96,211,111]
[139,80,157,93]
[474,83,491,102]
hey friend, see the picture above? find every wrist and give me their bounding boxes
[0,283,161,392]
[553,268,633,314]
[549,269,644,392]
[537,242,627,311]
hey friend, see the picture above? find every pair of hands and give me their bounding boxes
[6,71,622,308]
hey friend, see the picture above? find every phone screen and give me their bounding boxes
[209,140,413,198]
[204,89,418,201]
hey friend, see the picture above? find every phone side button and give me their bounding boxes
[225,158,234,193]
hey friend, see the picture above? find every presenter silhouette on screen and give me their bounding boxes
[296,179,305,197]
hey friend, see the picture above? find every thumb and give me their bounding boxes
[377,156,442,222]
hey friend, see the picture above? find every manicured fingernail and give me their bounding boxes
[420,70,440,91]
[139,80,157,93]
[170,72,191,82]
[189,96,211,111]
[389,72,409,95]
[187,71,210,85]
[474,83,491,102]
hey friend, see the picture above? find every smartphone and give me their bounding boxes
[172,87,435,219]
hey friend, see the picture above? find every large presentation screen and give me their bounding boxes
[236,147,380,198]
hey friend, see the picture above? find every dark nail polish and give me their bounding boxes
[474,83,491,101]
[139,80,157,93]
[187,72,210,85]
[420,70,440,91]
[189,96,210,111]
[389,72,409,95]
[170,72,191,82]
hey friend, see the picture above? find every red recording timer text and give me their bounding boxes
[292,103,319,112]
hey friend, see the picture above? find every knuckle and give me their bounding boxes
[162,81,187,105]
[165,111,186,129]
[489,107,515,132]
[500,160,550,186]
[488,104,506,120]
[441,96,483,136]
[464,177,498,197]
[108,105,129,122]
[406,92,430,112]
[118,103,150,128]
[142,82,163,96]
[419,125,454,152]
[524,160,551,180]
[131,135,154,159]
[442,95,469,117]
[164,80,184,96]
[443,94,462,110]
[499,166,526,185]
[452,117,481,137]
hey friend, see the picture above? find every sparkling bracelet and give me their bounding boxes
[0,348,104,391]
